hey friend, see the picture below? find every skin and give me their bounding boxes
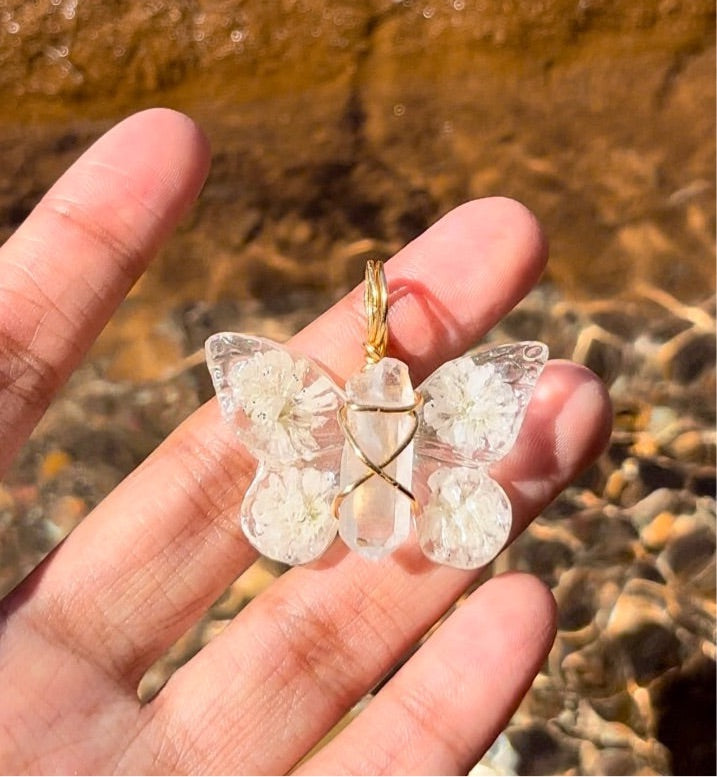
[0,109,612,775]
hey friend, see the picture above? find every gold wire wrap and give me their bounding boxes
[331,391,423,520]
[363,260,389,365]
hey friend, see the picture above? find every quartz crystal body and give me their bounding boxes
[338,358,415,559]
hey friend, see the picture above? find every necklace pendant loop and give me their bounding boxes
[363,260,389,365]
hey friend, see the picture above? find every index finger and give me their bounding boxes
[0,108,210,476]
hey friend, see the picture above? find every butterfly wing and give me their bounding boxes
[412,341,548,569]
[205,332,345,564]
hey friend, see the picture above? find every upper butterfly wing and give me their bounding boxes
[205,332,345,564]
[412,341,548,569]
[205,332,345,463]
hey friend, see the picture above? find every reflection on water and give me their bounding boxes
[0,1,715,774]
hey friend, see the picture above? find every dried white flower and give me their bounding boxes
[230,349,338,460]
[417,466,511,569]
[244,466,338,564]
[422,358,520,457]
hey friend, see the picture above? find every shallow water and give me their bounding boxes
[1,2,714,380]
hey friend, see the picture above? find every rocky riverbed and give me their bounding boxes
[0,1,714,774]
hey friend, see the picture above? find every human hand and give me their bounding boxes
[0,109,611,775]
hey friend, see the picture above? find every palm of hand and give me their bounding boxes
[0,110,611,775]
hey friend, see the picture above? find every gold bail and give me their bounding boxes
[363,260,388,365]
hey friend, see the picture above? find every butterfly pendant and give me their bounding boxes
[205,332,547,570]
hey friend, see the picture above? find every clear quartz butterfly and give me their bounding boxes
[205,263,547,570]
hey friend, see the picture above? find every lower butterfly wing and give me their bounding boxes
[240,460,341,565]
[205,332,345,564]
[411,462,513,569]
[412,341,548,569]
